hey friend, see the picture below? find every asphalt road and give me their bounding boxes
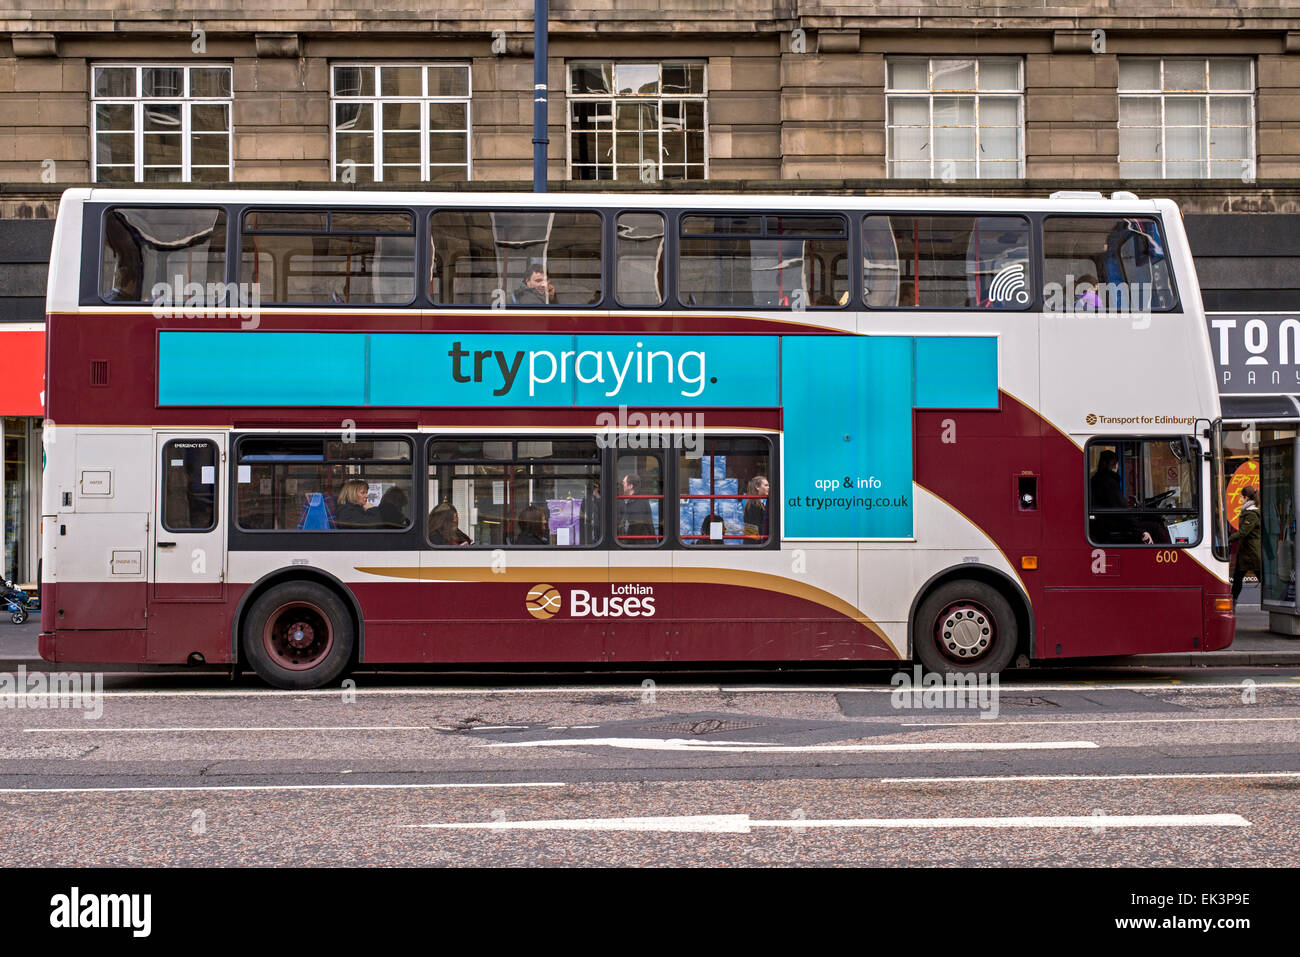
[0,667,1297,866]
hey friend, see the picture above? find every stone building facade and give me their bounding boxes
[2,0,1300,582]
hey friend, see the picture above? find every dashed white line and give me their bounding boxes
[879,770,1300,784]
[403,812,1250,833]
[22,726,431,734]
[0,782,566,795]
[900,716,1300,728]
[486,737,1099,754]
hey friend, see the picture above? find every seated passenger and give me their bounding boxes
[428,503,472,546]
[700,512,725,542]
[512,264,556,306]
[376,486,409,528]
[335,478,381,528]
[513,505,550,546]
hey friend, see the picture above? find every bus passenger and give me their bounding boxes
[376,486,409,528]
[513,505,550,546]
[428,503,472,546]
[618,473,656,542]
[512,264,555,305]
[335,479,381,528]
[744,474,770,540]
[1090,450,1153,545]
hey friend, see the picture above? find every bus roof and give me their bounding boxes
[61,187,1170,216]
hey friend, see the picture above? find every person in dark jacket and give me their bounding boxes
[1229,485,1262,606]
[376,486,409,528]
[335,479,381,528]
[744,474,770,541]
[1089,450,1153,545]
[513,505,550,545]
[512,265,555,305]
[428,503,472,546]
[618,473,657,544]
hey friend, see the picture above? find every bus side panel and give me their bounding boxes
[1040,588,1203,656]
[147,598,237,665]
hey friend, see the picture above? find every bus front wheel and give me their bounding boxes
[914,579,1018,676]
[242,581,355,690]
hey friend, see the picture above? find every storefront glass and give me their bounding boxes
[3,416,27,583]
[1260,439,1296,607]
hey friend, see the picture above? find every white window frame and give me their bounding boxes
[91,63,233,183]
[885,57,1025,180]
[565,61,709,182]
[329,62,473,183]
[1117,57,1256,180]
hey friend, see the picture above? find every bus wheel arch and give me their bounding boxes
[908,566,1032,675]
[233,568,363,687]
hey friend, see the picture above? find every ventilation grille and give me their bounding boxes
[90,361,109,387]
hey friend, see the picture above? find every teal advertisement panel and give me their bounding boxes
[782,337,916,539]
[158,332,779,408]
[158,332,368,407]
[915,336,999,409]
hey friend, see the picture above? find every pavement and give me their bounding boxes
[3,597,1299,672]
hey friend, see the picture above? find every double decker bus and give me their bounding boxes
[40,188,1233,689]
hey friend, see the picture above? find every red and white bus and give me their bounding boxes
[40,188,1233,688]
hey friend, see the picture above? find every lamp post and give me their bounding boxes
[533,0,548,192]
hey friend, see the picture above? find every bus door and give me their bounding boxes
[152,433,226,602]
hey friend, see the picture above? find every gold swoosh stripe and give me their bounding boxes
[354,564,900,658]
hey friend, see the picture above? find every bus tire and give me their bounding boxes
[914,579,1018,676]
[241,581,355,690]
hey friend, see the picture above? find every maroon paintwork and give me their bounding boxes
[41,307,1232,667]
[915,395,1233,658]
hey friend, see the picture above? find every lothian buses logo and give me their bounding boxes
[525,584,562,620]
[525,583,657,619]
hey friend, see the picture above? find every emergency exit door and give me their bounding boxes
[153,433,226,601]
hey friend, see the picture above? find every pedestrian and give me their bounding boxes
[1229,485,1262,606]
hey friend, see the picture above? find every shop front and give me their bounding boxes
[0,326,45,587]
[1210,312,1300,634]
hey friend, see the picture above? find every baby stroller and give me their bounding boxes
[3,580,38,625]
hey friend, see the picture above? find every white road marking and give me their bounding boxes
[0,679,1295,701]
[486,737,1099,754]
[880,770,1300,784]
[901,716,1300,728]
[405,812,1250,833]
[23,726,431,734]
[0,782,566,795]
[466,725,530,731]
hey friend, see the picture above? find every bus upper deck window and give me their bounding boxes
[429,209,604,308]
[615,212,665,307]
[1042,216,1178,313]
[239,208,416,306]
[678,214,848,309]
[100,207,227,304]
[861,215,1030,310]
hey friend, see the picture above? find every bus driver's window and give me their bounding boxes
[1087,438,1199,546]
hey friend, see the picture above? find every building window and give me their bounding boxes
[885,58,1024,179]
[1118,58,1255,179]
[92,65,233,183]
[331,64,472,184]
[567,62,706,181]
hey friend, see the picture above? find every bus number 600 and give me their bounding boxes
[1155,550,1179,564]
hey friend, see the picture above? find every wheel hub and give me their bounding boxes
[940,605,992,659]
[286,621,315,649]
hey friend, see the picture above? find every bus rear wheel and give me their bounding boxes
[914,579,1018,676]
[242,581,355,690]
